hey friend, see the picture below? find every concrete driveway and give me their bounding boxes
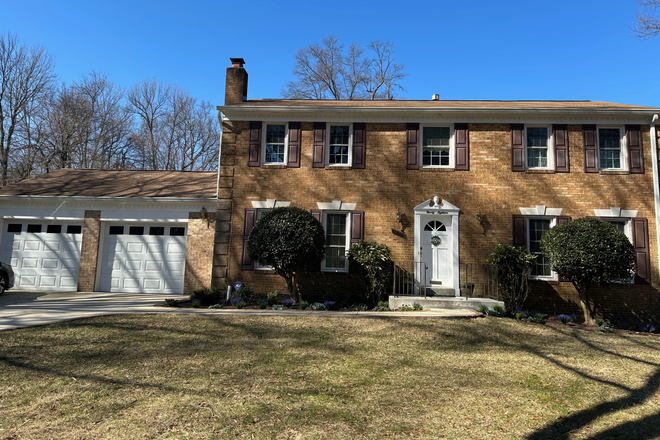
[0,290,173,330]
[0,290,481,331]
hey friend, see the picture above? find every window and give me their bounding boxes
[170,227,185,236]
[27,224,42,233]
[598,128,625,170]
[421,126,453,167]
[46,225,62,234]
[109,226,124,235]
[528,218,553,278]
[67,225,82,234]
[254,209,272,270]
[326,124,352,165]
[7,224,22,233]
[322,213,350,272]
[129,226,144,235]
[526,126,552,169]
[263,123,287,165]
[150,227,165,236]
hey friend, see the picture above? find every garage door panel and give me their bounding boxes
[99,223,187,294]
[22,258,39,269]
[10,257,18,267]
[40,276,57,287]
[12,241,20,251]
[42,258,59,269]
[43,240,62,252]
[20,275,37,286]
[60,277,77,288]
[24,240,41,251]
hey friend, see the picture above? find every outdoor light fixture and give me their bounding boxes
[396,209,402,225]
[201,206,208,219]
[392,208,407,238]
[476,211,487,236]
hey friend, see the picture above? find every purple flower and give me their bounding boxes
[230,297,243,306]
[639,323,656,333]
[283,298,294,308]
[323,300,336,310]
[557,314,571,324]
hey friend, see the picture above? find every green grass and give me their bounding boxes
[1,315,659,439]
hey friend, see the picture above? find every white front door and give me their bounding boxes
[420,216,453,287]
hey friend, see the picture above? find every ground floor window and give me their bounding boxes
[323,213,349,272]
[528,218,552,277]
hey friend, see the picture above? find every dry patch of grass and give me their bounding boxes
[1,315,659,439]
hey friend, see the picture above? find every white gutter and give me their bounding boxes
[651,114,660,280]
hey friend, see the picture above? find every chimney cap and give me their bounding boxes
[431,94,440,101]
[230,57,246,68]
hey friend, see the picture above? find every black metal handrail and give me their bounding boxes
[392,260,428,297]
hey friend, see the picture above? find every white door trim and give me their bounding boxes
[414,197,460,296]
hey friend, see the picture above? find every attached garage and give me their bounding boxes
[98,223,188,294]
[0,169,218,295]
[0,221,83,291]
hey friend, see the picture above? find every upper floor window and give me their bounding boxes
[263,123,288,165]
[526,126,552,169]
[598,128,625,170]
[327,124,352,165]
[421,125,453,168]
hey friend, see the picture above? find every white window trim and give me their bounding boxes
[601,217,635,283]
[527,216,558,281]
[420,124,455,168]
[325,123,353,166]
[261,122,289,166]
[597,126,627,171]
[525,125,554,170]
[321,211,350,273]
[254,208,273,270]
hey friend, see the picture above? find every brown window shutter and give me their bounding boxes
[511,124,525,172]
[454,123,469,171]
[632,217,651,283]
[553,124,569,173]
[350,211,364,246]
[310,209,322,224]
[583,125,598,173]
[626,125,644,174]
[287,122,301,168]
[555,216,571,282]
[312,122,326,168]
[241,208,258,270]
[352,123,366,169]
[406,123,419,170]
[248,122,262,167]
[512,215,527,248]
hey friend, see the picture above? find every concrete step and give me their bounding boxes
[389,295,504,311]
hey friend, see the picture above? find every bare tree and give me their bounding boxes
[282,35,407,100]
[634,0,660,38]
[128,79,219,171]
[0,33,56,186]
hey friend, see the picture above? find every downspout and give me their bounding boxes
[650,114,660,280]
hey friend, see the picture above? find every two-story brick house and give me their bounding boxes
[214,58,660,323]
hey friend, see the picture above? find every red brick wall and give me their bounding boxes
[216,120,660,321]
[78,210,101,292]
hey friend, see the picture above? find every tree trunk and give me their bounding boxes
[578,283,595,325]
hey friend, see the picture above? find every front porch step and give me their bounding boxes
[422,287,456,297]
[389,295,504,311]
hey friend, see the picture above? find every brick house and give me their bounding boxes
[214,58,660,323]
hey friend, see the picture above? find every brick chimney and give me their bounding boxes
[225,58,248,105]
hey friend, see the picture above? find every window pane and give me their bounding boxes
[329,126,350,164]
[422,127,450,166]
[599,128,621,169]
[149,227,165,236]
[7,224,22,233]
[109,226,124,235]
[325,214,347,269]
[265,124,286,164]
[170,227,185,236]
[67,225,82,234]
[529,219,551,276]
[423,127,450,146]
[526,127,548,168]
[27,224,42,233]
[129,226,144,235]
[46,225,62,234]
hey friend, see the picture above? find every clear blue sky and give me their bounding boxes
[3,0,660,106]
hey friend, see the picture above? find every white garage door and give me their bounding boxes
[0,221,83,291]
[99,224,187,294]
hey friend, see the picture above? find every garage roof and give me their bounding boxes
[0,169,218,198]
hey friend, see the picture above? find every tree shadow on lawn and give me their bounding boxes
[401,318,660,439]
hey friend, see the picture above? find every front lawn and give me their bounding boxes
[1,315,659,439]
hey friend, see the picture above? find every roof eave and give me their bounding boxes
[0,195,218,203]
